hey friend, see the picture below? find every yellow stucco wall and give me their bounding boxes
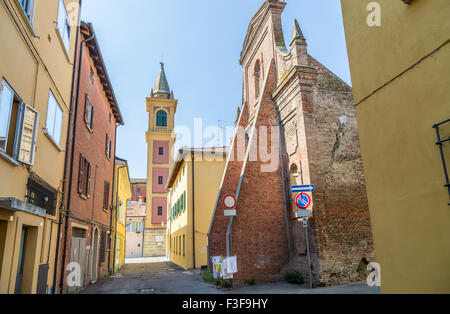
[341,0,450,293]
[114,162,132,272]
[0,0,80,294]
[167,153,226,270]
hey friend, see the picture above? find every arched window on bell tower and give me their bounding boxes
[254,59,261,99]
[156,110,167,127]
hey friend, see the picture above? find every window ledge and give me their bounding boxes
[55,27,72,63]
[0,150,20,166]
[85,123,93,134]
[13,0,37,38]
[79,194,89,200]
[43,129,64,152]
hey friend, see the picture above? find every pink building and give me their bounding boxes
[125,200,146,258]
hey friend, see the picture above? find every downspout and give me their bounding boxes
[191,151,196,269]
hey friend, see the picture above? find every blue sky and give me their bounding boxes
[81,0,350,179]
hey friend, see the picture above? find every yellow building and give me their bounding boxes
[113,157,132,272]
[144,62,177,257]
[0,0,80,293]
[167,147,227,270]
[341,0,450,293]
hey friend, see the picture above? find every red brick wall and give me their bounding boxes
[131,183,147,202]
[209,0,374,286]
[209,62,290,283]
[56,31,117,293]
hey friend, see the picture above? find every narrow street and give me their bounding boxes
[79,259,380,294]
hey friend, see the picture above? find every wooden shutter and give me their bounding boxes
[90,106,95,130]
[84,95,89,124]
[86,162,92,197]
[99,231,106,263]
[103,181,110,210]
[78,154,84,194]
[105,134,109,158]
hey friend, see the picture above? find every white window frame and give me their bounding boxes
[0,79,39,166]
[15,104,39,165]
[17,0,37,26]
[0,80,15,153]
[56,0,71,54]
[45,90,63,147]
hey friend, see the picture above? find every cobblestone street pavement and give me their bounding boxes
[79,261,380,294]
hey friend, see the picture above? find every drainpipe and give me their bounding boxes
[191,150,196,269]
[108,123,118,273]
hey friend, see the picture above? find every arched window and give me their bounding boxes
[156,110,167,127]
[254,60,261,98]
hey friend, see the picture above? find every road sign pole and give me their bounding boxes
[304,218,313,289]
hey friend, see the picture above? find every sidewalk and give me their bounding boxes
[125,256,168,264]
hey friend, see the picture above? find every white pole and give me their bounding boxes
[304,218,313,289]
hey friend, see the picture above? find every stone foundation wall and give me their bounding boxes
[143,228,166,257]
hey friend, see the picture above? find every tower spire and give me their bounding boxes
[152,62,171,99]
[290,19,306,46]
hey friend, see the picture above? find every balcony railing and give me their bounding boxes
[433,118,450,205]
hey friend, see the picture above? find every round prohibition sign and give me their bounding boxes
[223,194,237,209]
[296,193,311,209]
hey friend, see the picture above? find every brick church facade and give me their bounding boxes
[208,0,374,286]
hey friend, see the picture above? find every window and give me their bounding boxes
[159,147,164,155]
[158,176,163,185]
[156,110,167,127]
[183,234,185,256]
[103,181,110,210]
[0,79,39,165]
[105,133,111,159]
[84,95,94,131]
[135,221,143,233]
[26,174,57,216]
[136,187,141,197]
[45,91,63,146]
[57,0,71,53]
[78,154,91,197]
[158,206,163,216]
[19,0,35,24]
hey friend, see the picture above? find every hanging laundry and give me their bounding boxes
[211,256,223,279]
[226,256,238,274]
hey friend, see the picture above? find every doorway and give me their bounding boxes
[0,220,7,281]
[14,227,28,294]
[91,228,99,282]
[68,228,87,292]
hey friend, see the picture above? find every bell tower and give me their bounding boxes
[144,62,177,257]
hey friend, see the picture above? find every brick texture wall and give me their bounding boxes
[208,0,374,286]
[56,29,117,293]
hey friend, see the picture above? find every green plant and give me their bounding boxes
[201,271,232,288]
[247,279,255,286]
[217,278,232,288]
[286,271,305,285]
[201,270,216,283]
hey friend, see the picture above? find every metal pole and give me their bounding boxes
[304,218,313,289]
